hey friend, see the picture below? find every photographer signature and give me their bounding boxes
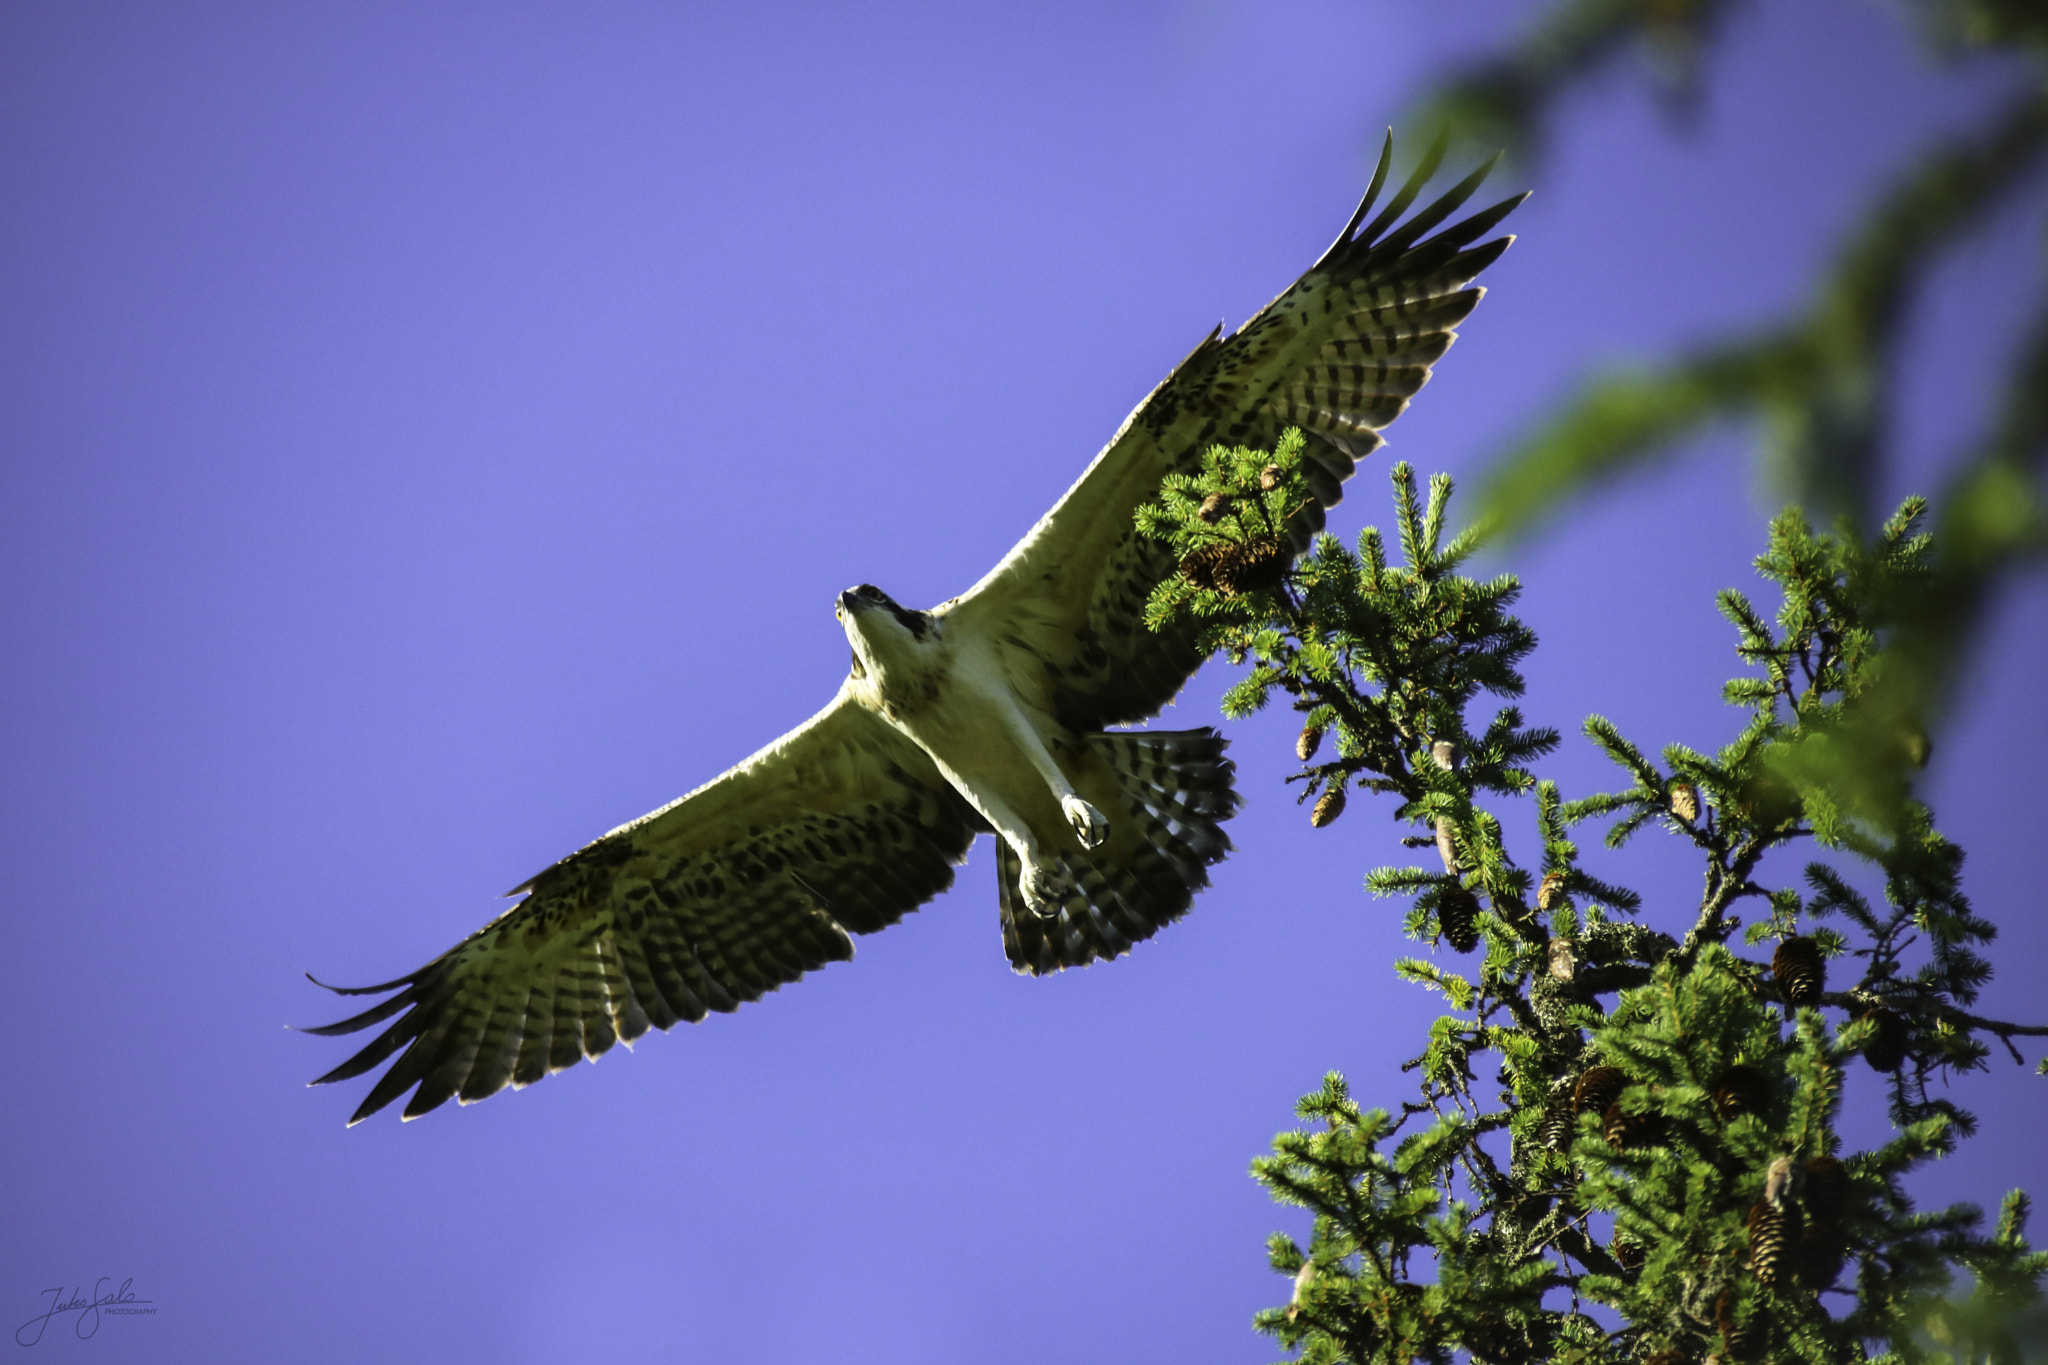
[16,1279,154,1345]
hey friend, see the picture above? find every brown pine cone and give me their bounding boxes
[1669,782,1700,822]
[1573,1065,1628,1119]
[1309,787,1345,828]
[1259,463,1283,491]
[1179,535,1287,595]
[1196,492,1231,523]
[1602,1100,1660,1151]
[1712,1064,1772,1121]
[1859,1007,1909,1072]
[1797,1215,1846,1290]
[1716,1288,1765,1361]
[1439,887,1480,953]
[1772,936,1826,1007]
[1802,1156,1850,1221]
[1434,818,1458,874]
[1296,724,1322,762]
[1746,1199,1801,1286]
[1537,870,1566,911]
[1609,1227,1644,1272]
[1538,1091,1576,1153]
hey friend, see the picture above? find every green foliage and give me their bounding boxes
[1138,439,2048,1362]
[1436,0,2048,756]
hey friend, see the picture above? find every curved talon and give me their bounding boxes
[1021,860,1072,919]
[1062,795,1110,850]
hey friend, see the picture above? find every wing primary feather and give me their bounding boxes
[297,985,420,1038]
[1357,123,1451,246]
[304,969,423,998]
[1312,128,1397,272]
[1372,153,1502,258]
[1427,192,1529,252]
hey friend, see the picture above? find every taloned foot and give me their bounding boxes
[1061,795,1109,850]
[1020,858,1072,920]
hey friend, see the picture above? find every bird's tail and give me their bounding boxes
[999,727,1239,975]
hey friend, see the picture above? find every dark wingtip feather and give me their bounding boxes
[1374,152,1502,257]
[305,969,420,997]
[1357,124,1451,246]
[297,989,417,1038]
[1312,130,1398,273]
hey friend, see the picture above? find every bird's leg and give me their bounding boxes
[983,691,1109,851]
[952,779,1073,919]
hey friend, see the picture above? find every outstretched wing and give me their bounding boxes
[949,134,1524,730]
[305,688,983,1124]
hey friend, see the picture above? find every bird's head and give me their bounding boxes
[837,584,936,683]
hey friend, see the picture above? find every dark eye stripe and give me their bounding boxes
[889,605,931,640]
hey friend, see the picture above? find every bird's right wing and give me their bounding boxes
[305,686,983,1125]
[950,134,1523,730]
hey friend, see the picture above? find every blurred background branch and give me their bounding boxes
[1405,0,2048,740]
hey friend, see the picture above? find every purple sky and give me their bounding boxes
[4,3,2044,1361]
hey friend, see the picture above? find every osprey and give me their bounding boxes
[308,138,1524,1124]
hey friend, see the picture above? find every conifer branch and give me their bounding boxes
[1139,431,2045,1361]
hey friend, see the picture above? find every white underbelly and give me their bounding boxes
[885,660,1066,846]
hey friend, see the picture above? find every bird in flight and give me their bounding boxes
[307,135,1524,1124]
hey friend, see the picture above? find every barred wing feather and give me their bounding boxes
[305,690,982,1124]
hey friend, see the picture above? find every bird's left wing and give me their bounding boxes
[305,687,982,1124]
[949,136,1523,729]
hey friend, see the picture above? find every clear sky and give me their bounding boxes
[4,2,2043,1361]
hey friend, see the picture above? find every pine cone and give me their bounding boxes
[1602,1100,1659,1151]
[1286,1260,1315,1321]
[1746,1199,1800,1286]
[1772,936,1826,1007]
[1610,1227,1644,1272]
[1439,887,1480,953]
[1643,1352,1686,1365]
[1296,724,1322,762]
[1539,1091,1576,1153]
[1546,937,1576,982]
[1310,787,1345,828]
[1434,818,1458,874]
[1537,870,1566,911]
[1197,492,1231,523]
[1221,536,1290,593]
[1716,1289,1765,1362]
[1573,1065,1628,1119]
[1859,1007,1909,1072]
[1712,1064,1772,1121]
[1179,535,1287,595]
[1259,463,1282,491]
[1797,1216,1846,1290]
[1669,782,1700,822]
[1802,1156,1850,1221]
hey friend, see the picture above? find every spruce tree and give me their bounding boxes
[1136,432,2048,1363]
